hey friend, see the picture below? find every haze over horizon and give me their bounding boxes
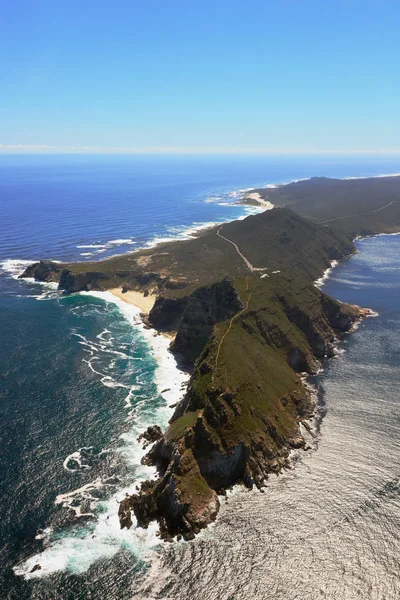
[1,0,400,154]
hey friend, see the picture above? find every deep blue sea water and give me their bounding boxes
[1,154,400,599]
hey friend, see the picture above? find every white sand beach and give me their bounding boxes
[244,192,274,209]
[109,288,156,314]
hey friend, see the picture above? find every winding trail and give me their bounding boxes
[318,200,396,225]
[213,198,396,369]
[217,226,267,272]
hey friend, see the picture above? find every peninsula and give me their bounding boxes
[20,176,400,541]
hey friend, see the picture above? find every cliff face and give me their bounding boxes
[125,273,362,540]
[18,260,62,283]
[169,280,243,367]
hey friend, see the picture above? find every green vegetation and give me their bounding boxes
[165,410,199,441]
[249,175,400,237]
[166,272,345,455]
[21,207,356,306]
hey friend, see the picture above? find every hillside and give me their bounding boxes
[21,207,354,300]
[246,175,400,237]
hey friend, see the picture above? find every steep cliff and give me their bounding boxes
[124,273,362,540]
[19,260,62,283]
[169,279,243,367]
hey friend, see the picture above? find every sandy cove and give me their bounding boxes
[109,288,156,314]
[109,288,176,340]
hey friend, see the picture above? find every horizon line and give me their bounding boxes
[2,144,400,156]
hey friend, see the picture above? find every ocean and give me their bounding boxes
[1,154,399,599]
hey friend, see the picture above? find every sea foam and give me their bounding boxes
[13,289,189,580]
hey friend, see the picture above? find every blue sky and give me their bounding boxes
[1,0,400,153]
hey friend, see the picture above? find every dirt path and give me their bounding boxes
[215,277,251,368]
[318,200,395,225]
[217,227,267,272]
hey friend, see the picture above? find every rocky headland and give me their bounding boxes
[20,176,400,540]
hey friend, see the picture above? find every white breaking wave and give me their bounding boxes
[0,259,37,279]
[343,172,400,180]
[144,220,224,248]
[14,290,189,580]
[76,244,109,249]
[77,238,136,258]
[107,238,137,245]
[63,448,95,473]
[314,260,339,288]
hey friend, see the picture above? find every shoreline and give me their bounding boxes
[13,237,383,579]
[73,170,400,261]
[6,175,400,578]
[3,171,400,274]
[109,287,156,315]
[15,287,190,580]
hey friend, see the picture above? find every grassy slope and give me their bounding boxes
[168,272,358,453]
[251,176,400,236]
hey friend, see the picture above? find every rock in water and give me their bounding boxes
[30,564,41,573]
[137,425,163,448]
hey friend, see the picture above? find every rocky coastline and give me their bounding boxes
[19,176,400,541]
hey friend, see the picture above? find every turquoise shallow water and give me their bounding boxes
[1,155,400,598]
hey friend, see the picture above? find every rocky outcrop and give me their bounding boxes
[19,260,62,283]
[119,447,220,541]
[19,260,114,293]
[138,425,163,449]
[58,269,110,293]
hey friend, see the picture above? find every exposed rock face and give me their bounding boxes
[147,280,243,353]
[118,496,134,530]
[171,280,243,366]
[19,260,62,282]
[148,295,189,331]
[138,425,163,449]
[58,269,110,293]
[30,564,42,573]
